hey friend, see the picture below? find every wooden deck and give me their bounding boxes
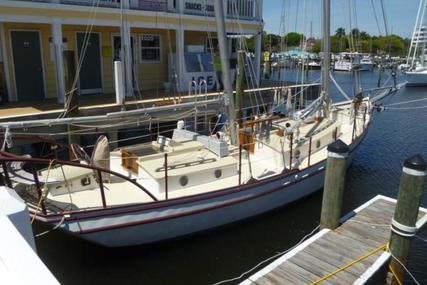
[0,82,320,121]
[241,195,427,285]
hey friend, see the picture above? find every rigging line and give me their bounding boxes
[410,0,427,69]
[370,0,383,35]
[380,0,392,56]
[60,0,101,119]
[385,97,427,107]
[386,105,427,111]
[230,3,266,115]
[330,73,351,101]
[387,246,421,285]
[415,235,427,243]
[407,0,425,67]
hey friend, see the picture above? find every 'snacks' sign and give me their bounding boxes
[184,1,214,13]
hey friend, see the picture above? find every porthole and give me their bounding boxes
[295,150,301,159]
[214,169,222,179]
[180,175,189,186]
[316,140,321,149]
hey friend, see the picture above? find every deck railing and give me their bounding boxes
[0,153,158,215]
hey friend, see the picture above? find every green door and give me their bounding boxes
[76,32,102,94]
[11,31,45,101]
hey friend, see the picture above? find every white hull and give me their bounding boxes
[406,70,427,86]
[358,63,374,71]
[334,61,353,72]
[58,138,362,247]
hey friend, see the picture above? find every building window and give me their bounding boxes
[140,34,161,62]
[206,37,218,53]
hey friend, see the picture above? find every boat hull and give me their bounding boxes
[406,71,427,86]
[52,138,362,247]
[358,63,374,71]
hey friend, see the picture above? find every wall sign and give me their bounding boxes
[184,0,214,14]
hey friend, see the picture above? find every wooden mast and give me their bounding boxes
[214,0,237,146]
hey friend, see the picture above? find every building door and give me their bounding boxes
[112,35,136,88]
[11,31,45,101]
[76,32,102,94]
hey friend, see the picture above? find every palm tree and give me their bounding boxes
[335,27,346,37]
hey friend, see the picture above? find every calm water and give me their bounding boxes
[34,69,427,285]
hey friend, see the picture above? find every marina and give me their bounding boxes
[0,0,426,284]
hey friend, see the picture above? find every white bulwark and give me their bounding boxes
[0,0,264,102]
[0,186,59,284]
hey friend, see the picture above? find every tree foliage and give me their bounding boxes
[245,27,409,56]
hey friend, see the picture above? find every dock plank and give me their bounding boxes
[241,196,427,285]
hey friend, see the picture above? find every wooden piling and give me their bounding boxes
[320,139,349,230]
[386,155,427,285]
[63,50,81,150]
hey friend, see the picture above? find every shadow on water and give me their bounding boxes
[34,69,427,285]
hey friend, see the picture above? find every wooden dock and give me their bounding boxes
[241,195,427,285]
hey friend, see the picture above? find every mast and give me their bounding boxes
[322,0,331,111]
[214,0,237,145]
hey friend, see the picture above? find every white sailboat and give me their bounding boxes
[406,0,427,86]
[0,0,391,247]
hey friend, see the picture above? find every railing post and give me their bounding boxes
[352,109,357,142]
[97,170,107,208]
[164,153,168,200]
[386,155,426,285]
[363,107,367,130]
[308,136,312,167]
[289,133,294,169]
[238,144,242,186]
[334,127,338,141]
[1,161,12,188]
[31,163,47,215]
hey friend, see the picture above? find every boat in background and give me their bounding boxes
[405,0,427,86]
[334,52,362,71]
[359,56,374,71]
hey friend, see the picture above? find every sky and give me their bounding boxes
[263,0,420,39]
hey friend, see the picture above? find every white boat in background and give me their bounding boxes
[406,0,427,86]
[334,52,362,71]
[406,67,427,86]
[359,56,374,71]
[306,61,322,70]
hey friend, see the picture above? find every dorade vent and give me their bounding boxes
[155,158,217,172]
[316,140,321,149]
[214,169,222,179]
[180,175,189,187]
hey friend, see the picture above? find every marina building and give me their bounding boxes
[0,0,263,103]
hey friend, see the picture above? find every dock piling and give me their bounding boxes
[386,155,427,285]
[320,139,349,230]
[63,50,81,150]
